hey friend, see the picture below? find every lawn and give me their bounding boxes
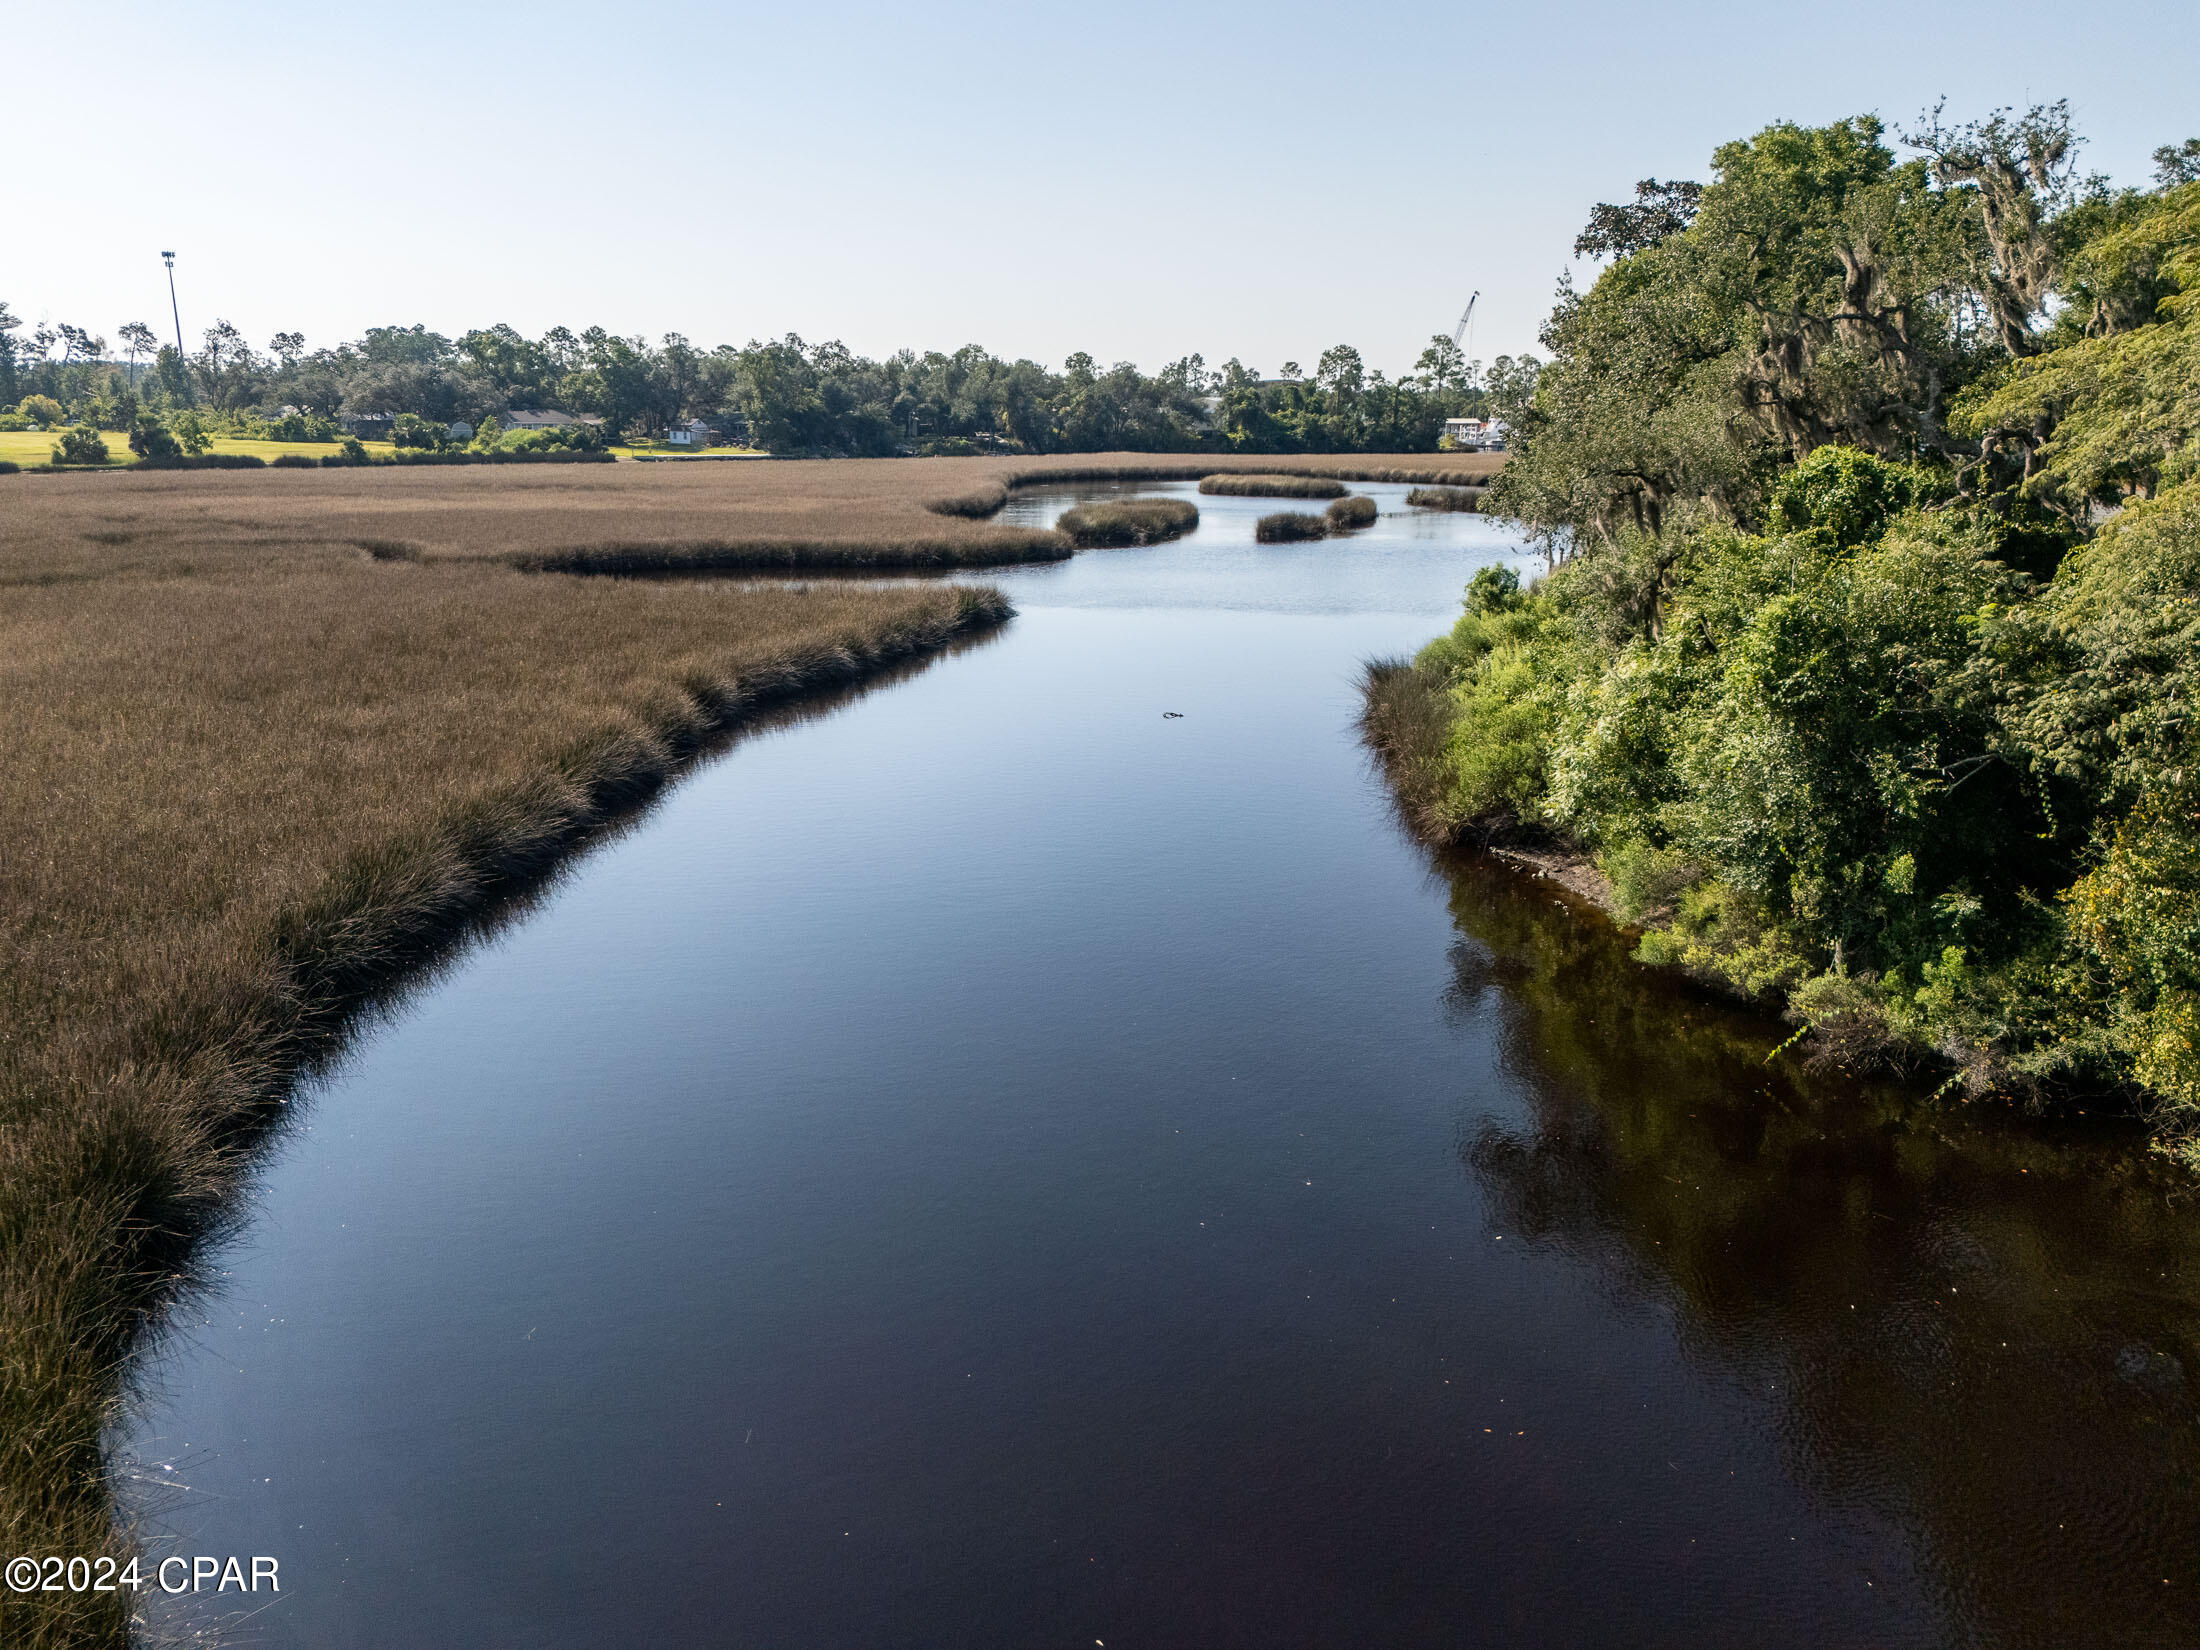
[608,439,770,459]
[0,430,398,467]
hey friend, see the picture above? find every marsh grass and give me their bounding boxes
[0,453,1500,571]
[0,449,1506,1644]
[0,492,1011,1647]
[924,481,1010,519]
[1198,473,1348,499]
[1056,496,1200,546]
[1407,486,1485,512]
[1359,657,1467,844]
[1256,511,1330,543]
[1325,496,1378,531]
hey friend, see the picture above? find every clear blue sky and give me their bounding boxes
[10,0,2195,378]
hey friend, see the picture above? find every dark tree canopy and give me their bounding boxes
[1572,178,1704,260]
[1424,100,2200,1144]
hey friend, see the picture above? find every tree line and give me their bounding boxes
[0,310,1494,456]
[1391,104,2200,1150]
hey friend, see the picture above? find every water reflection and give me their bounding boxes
[1444,850,2200,1649]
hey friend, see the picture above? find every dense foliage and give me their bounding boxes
[0,302,1488,456]
[1405,105,2200,1151]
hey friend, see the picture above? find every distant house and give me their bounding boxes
[498,409,599,432]
[338,411,394,439]
[1442,416,1489,446]
[448,421,474,442]
[666,418,712,448]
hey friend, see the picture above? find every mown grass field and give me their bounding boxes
[0,431,401,468]
[608,441,770,460]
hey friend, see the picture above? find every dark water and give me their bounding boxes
[122,483,2200,1648]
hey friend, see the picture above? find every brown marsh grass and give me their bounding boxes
[1198,473,1348,499]
[1406,485,1486,512]
[0,486,1015,1647]
[0,451,1501,582]
[1325,496,1378,531]
[1359,656,1468,844]
[1056,497,1200,546]
[1255,511,1331,543]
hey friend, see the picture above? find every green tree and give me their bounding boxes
[561,328,656,438]
[193,319,262,412]
[1905,100,2092,357]
[151,344,192,405]
[167,409,211,453]
[389,412,449,450]
[1951,182,2200,513]
[0,298,19,404]
[459,323,552,406]
[51,424,109,465]
[126,413,181,459]
[1414,334,1468,393]
[1396,103,2200,1133]
[118,321,158,388]
[1573,177,1702,258]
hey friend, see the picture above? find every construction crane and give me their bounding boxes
[1449,291,1479,361]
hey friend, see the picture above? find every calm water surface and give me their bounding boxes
[124,483,2200,1647]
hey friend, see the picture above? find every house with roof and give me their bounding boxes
[495,409,601,433]
[1441,416,1507,451]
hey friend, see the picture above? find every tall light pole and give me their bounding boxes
[161,251,183,356]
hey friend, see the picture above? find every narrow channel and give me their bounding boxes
[122,482,2200,1649]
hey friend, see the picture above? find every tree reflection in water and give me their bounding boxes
[1442,850,2200,1650]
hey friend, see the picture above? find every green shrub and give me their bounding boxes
[0,412,30,432]
[15,394,65,428]
[1255,511,1328,542]
[51,425,111,466]
[261,411,338,442]
[126,415,182,461]
[167,410,212,454]
[1466,564,1522,614]
[390,412,451,451]
[491,423,606,454]
[1764,444,1943,550]
[1600,839,1699,923]
[1200,473,1347,499]
[2065,769,2200,1124]
[1434,632,1560,832]
[270,453,318,468]
[1632,880,1811,1000]
[1325,495,1377,530]
[1057,497,1199,546]
[133,452,267,470]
